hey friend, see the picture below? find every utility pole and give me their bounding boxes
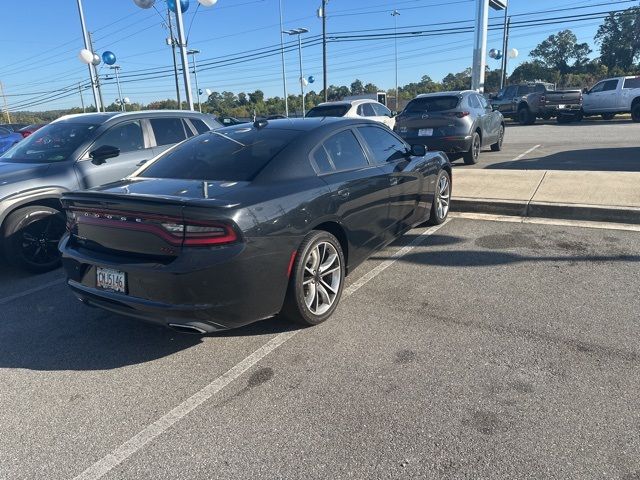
[188,50,202,113]
[173,2,194,111]
[0,82,11,123]
[472,0,507,92]
[167,8,182,108]
[278,0,288,116]
[500,16,511,90]
[297,33,305,116]
[78,83,86,112]
[392,9,400,112]
[321,0,328,102]
[76,0,101,112]
[87,31,105,110]
[110,66,125,112]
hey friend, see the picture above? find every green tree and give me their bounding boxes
[508,60,557,84]
[595,7,640,72]
[529,30,591,75]
[350,79,364,95]
[363,82,379,94]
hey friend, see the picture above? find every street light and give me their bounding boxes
[283,28,309,117]
[391,9,400,112]
[187,49,202,112]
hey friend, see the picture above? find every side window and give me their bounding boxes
[468,95,481,108]
[623,77,640,89]
[372,103,391,117]
[357,126,407,164]
[503,86,517,98]
[535,84,546,93]
[356,104,364,116]
[190,118,211,134]
[150,117,188,146]
[91,121,144,154]
[602,80,619,92]
[362,103,376,117]
[590,81,605,93]
[516,85,531,96]
[311,145,334,174]
[477,95,490,109]
[322,130,369,172]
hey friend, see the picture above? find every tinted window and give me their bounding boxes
[322,130,368,171]
[190,118,210,134]
[535,84,546,93]
[312,146,334,174]
[150,117,187,146]
[358,126,406,164]
[360,103,376,116]
[517,85,532,96]
[590,81,606,93]
[623,77,640,89]
[306,105,350,117]
[141,127,299,182]
[503,86,517,98]
[91,121,144,153]
[372,103,392,117]
[0,122,97,163]
[602,79,619,92]
[405,96,460,113]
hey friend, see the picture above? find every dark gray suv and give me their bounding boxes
[0,110,220,272]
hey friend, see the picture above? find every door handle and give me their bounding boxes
[337,188,350,198]
[389,177,400,186]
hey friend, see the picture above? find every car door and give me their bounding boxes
[74,119,153,188]
[371,102,395,128]
[477,94,500,142]
[583,80,609,112]
[597,79,621,112]
[497,85,518,115]
[312,128,391,266]
[355,124,425,239]
[148,117,191,157]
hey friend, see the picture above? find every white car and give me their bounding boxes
[582,76,640,122]
[306,99,396,129]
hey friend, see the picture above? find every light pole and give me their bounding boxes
[472,0,507,92]
[283,28,309,117]
[188,49,202,113]
[278,0,289,116]
[173,2,194,111]
[391,9,400,112]
[109,66,125,112]
[166,7,182,108]
[320,0,328,102]
[76,0,101,111]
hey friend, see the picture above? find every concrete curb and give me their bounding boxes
[452,197,640,225]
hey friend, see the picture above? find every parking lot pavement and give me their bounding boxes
[1,216,639,479]
[462,118,640,171]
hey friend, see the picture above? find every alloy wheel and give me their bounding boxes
[302,241,341,316]
[20,216,65,267]
[472,135,481,161]
[436,173,450,220]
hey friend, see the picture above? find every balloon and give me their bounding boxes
[198,0,217,5]
[489,48,501,59]
[495,52,503,60]
[308,75,315,83]
[102,51,117,65]
[301,77,309,87]
[168,0,189,13]
[508,48,519,59]
[123,97,131,104]
[78,49,94,64]
[132,0,155,8]
[91,53,101,66]
[205,88,212,96]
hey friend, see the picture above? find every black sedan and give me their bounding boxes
[394,91,505,165]
[60,118,451,333]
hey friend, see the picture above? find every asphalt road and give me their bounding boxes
[1,216,639,480]
[459,117,640,172]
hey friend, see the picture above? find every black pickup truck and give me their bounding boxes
[490,82,583,125]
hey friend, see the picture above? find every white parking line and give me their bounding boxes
[512,144,541,161]
[71,220,450,480]
[0,278,65,306]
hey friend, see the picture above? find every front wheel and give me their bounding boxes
[281,231,346,327]
[428,170,451,225]
[518,108,535,125]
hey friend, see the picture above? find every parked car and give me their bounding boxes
[18,123,47,138]
[0,127,23,154]
[0,110,220,272]
[582,76,640,122]
[59,117,452,333]
[490,82,583,124]
[306,99,396,129]
[394,91,504,165]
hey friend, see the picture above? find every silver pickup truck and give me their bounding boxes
[582,76,640,122]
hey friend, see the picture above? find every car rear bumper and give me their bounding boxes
[60,234,299,332]
[399,135,472,154]
[540,104,582,116]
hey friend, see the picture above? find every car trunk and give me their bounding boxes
[544,89,582,106]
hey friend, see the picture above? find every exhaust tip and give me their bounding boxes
[168,323,208,335]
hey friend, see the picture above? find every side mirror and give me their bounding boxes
[409,144,427,157]
[390,111,398,117]
[89,145,120,164]
[582,87,589,94]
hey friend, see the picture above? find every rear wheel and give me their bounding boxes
[518,107,535,125]
[490,125,504,151]
[428,170,451,225]
[601,113,615,121]
[2,205,66,273]
[463,132,481,165]
[281,231,345,326]
[631,103,640,123]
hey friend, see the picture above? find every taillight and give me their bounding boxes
[166,221,238,246]
[20,131,31,138]
[447,111,470,118]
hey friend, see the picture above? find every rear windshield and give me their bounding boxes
[306,105,350,118]
[140,126,300,182]
[623,77,640,89]
[404,96,460,113]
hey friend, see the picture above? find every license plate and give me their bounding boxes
[418,128,433,136]
[558,104,566,109]
[96,267,126,293]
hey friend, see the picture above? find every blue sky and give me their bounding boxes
[0,0,627,112]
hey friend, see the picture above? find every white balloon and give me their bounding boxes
[91,53,101,66]
[508,48,519,59]
[133,0,156,8]
[123,97,131,104]
[198,0,218,6]
[301,77,309,87]
[78,49,94,64]
[205,88,212,96]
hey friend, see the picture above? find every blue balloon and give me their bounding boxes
[168,0,189,13]
[308,75,315,84]
[102,51,117,65]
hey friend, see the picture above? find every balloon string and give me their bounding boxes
[186,3,201,44]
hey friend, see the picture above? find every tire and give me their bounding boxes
[541,114,552,121]
[2,205,66,273]
[632,103,640,123]
[281,231,346,327]
[518,107,535,125]
[490,124,505,152]
[556,114,571,124]
[428,169,451,225]
[463,132,481,165]
[601,113,615,121]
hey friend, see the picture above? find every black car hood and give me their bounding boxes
[0,161,50,188]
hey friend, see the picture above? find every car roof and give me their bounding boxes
[219,116,367,133]
[315,99,379,107]
[51,110,211,125]
[415,91,472,98]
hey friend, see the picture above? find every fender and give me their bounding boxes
[0,186,70,227]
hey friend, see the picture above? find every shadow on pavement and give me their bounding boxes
[485,147,640,172]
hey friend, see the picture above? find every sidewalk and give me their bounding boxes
[452,169,640,224]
